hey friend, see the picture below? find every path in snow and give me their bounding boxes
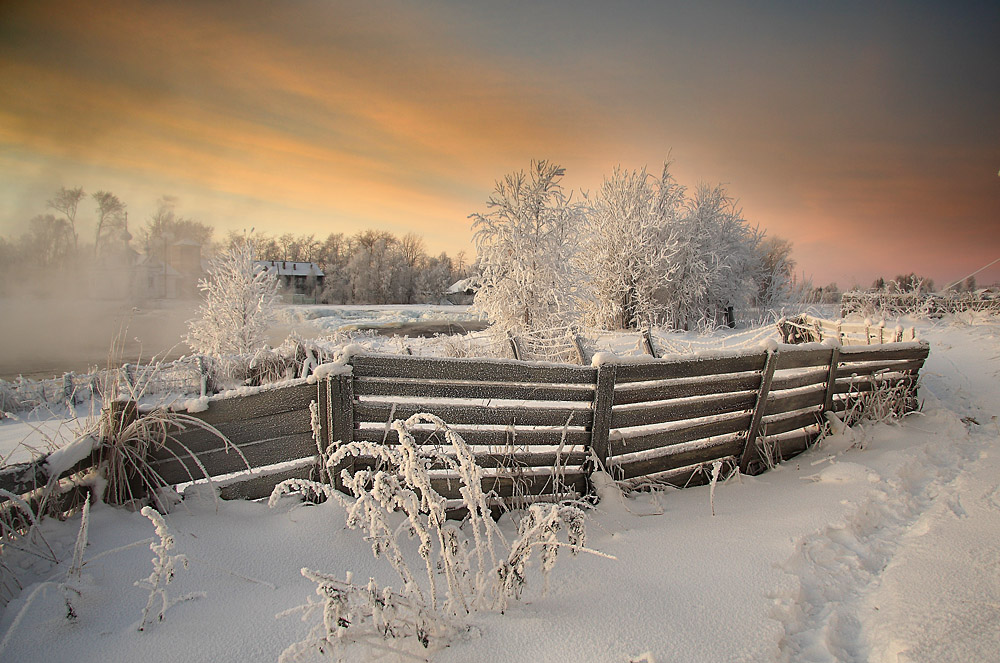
[773,320,1000,662]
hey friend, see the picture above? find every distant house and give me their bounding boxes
[133,239,205,300]
[256,260,324,297]
[445,276,478,304]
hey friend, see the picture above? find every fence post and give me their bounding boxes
[507,334,524,361]
[589,363,616,478]
[571,334,588,365]
[641,329,657,357]
[739,351,778,474]
[822,345,841,413]
[327,373,355,494]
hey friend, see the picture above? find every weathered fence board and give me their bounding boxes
[350,354,596,384]
[150,431,316,486]
[770,368,829,392]
[173,382,315,425]
[611,392,757,429]
[354,378,595,402]
[614,353,764,383]
[354,401,594,429]
[836,359,926,379]
[774,347,835,370]
[609,438,744,480]
[612,373,762,405]
[609,413,753,456]
[353,426,591,447]
[764,387,828,418]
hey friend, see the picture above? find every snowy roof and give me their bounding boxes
[446,276,479,294]
[255,260,324,277]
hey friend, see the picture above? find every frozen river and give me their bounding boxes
[0,300,484,380]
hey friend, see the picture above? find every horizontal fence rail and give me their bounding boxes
[2,318,929,517]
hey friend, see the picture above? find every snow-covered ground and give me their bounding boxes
[1,313,998,662]
[274,304,484,335]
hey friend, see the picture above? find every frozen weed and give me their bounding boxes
[272,413,608,658]
[60,494,90,620]
[278,569,460,663]
[841,373,919,432]
[135,506,203,631]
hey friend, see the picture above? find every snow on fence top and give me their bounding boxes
[1,316,928,518]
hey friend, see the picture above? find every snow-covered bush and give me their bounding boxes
[471,160,582,336]
[186,239,279,357]
[277,569,461,662]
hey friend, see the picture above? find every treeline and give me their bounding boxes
[228,229,471,305]
[0,186,470,303]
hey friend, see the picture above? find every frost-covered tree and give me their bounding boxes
[753,235,796,310]
[471,160,580,334]
[660,183,762,329]
[576,163,684,329]
[186,239,279,356]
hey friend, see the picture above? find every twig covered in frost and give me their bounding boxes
[135,506,204,631]
[60,494,90,620]
[709,460,722,517]
[494,502,590,612]
[267,478,336,507]
[278,568,459,663]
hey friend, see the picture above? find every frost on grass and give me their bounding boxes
[135,506,204,631]
[272,413,607,658]
[278,569,461,663]
[60,494,90,620]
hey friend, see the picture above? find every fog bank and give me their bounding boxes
[0,298,201,380]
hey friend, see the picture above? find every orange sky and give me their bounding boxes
[2,0,998,288]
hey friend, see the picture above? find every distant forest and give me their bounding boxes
[0,189,471,304]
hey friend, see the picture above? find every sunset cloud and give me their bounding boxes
[1,0,997,286]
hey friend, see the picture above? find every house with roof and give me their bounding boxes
[256,260,324,298]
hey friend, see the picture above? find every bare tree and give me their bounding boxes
[91,191,127,257]
[47,186,85,251]
[141,196,213,261]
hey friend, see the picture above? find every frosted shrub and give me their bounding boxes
[576,163,683,330]
[186,238,279,357]
[272,413,603,657]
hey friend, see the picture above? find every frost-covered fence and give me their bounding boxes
[323,354,596,509]
[841,290,1000,318]
[0,359,206,414]
[1,320,929,515]
[779,314,918,346]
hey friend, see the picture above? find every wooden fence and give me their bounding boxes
[841,290,1000,318]
[1,319,929,516]
[780,314,918,346]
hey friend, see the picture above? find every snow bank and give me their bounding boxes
[43,434,99,478]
